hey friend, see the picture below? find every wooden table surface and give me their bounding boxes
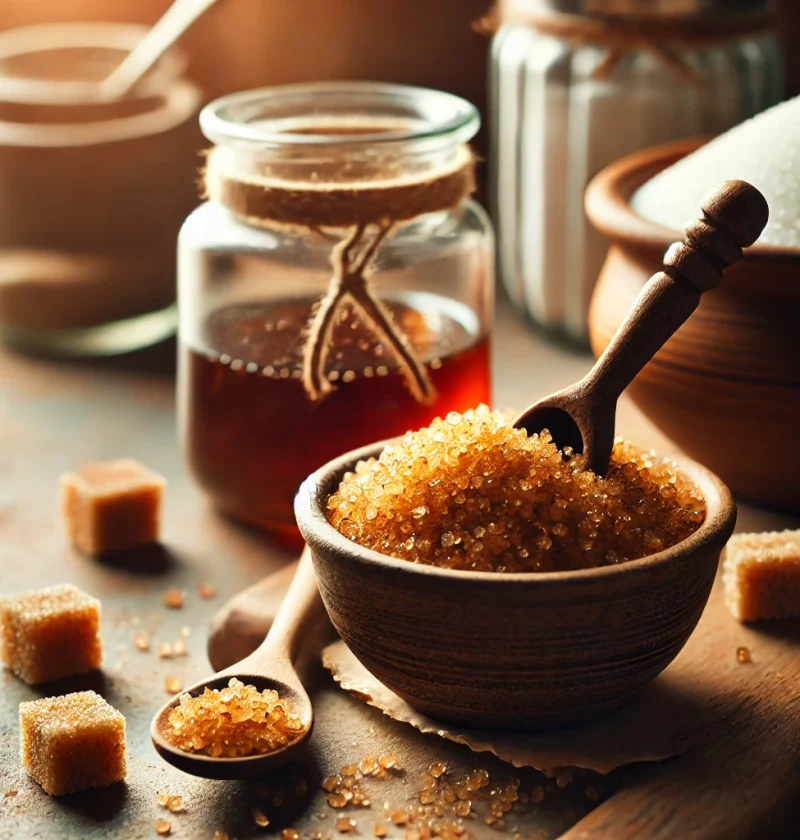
[0,303,797,840]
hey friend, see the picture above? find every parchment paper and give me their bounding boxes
[322,638,714,775]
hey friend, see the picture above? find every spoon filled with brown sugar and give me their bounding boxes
[151,547,322,779]
[514,180,769,472]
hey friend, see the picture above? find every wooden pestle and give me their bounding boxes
[514,179,769,474]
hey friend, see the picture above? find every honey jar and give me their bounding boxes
[178,83,494,545]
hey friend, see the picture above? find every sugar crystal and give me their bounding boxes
[19,691,126,795]
[1,583,101,684]
[253,807,270,827]
[164,678,304,757]
[336,817,357,833]
[61,459,165,557]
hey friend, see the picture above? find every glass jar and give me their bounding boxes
[178,83,493,546]
[0,22,201,355]
[490,0,781,344]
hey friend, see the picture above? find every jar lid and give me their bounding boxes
[532,0,772,18]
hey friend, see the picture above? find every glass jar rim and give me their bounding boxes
[200,82,480,153]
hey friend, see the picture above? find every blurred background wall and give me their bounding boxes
[0,0,490,117]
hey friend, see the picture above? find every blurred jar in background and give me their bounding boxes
[178,83,493,545]
[490,0,781,346]
[0,23,201,355]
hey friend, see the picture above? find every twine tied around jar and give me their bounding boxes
[476,0,775,83]
[204,140,476,403]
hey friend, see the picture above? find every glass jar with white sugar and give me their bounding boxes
[490,0,781,344]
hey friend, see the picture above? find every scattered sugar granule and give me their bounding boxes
[723,530,800,621]
[328,407,704,573]
[133,631,150,651]
[61,459,165,557]
[632,95,800,248]
[429,762,447,779]
[1,583,101,684]
[165,676,183,694]
[19,691,126,795]
[198,582,215,599]
[252,807,270,827]
[165,677,304,757]
[163,589,184,609]
[360,756,379,775]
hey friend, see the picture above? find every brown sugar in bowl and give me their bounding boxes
[295,439,736,729]
[585,138,800,515]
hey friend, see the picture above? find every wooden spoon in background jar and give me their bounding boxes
[514,180,769,474]
[101,0,226,100]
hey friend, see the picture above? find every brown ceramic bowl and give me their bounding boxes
[586,138,800,514]
[295,439,736,729]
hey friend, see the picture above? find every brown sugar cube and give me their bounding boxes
[61,459,166,556]
[723,529,800,621]
[19,691,126,796]
[0,584,101,684]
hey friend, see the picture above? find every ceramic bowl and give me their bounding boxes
[586,138,800,514]
[295,439,736,729]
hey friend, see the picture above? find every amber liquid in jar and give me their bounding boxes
[180,291,490,545]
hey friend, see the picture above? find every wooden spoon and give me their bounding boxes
[151,547,322,779]
[101,0,224,100]
[514,179,769,474]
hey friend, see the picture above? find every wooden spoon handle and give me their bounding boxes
[244,546,325,671]
[585,180,768,400]
[207,560,298,671]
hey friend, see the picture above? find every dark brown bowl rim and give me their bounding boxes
[584,136,800,263]
[295,437,735,587]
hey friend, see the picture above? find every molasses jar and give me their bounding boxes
[178,83,493,545]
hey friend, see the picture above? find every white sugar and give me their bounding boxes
[631,95,800,248]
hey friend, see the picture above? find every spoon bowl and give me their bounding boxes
[150,548,322,778]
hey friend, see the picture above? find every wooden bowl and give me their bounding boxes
[295,439,736,729]
[586,138,800,514]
